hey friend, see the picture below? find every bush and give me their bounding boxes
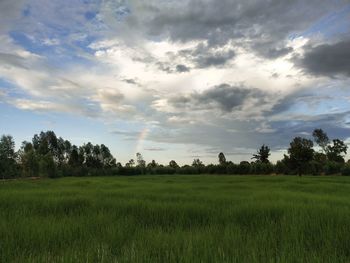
[150,166,176,175]
[324,161,343,175]
[204,164,216,174]
[308,160,324,176]
[251,162,274,175]
[39,154,57,178]
[341,163,350,176]
[178,165,199,175]
[0,159,19,179]
[274,159,292,175]
[236,161,251,175]
[226,163,238,174]
[117,167,142,176]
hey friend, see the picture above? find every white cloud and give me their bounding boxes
[0,0,349,163]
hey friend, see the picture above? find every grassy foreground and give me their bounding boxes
[1,175,350,263]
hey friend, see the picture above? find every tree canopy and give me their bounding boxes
[0,129,349,179]
[252,145,271,164]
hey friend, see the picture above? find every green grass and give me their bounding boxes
[1,175,350,262]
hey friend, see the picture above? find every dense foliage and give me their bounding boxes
[0,129,349,179]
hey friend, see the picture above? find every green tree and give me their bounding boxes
[83,142,96,168]
[327,139,348,163]
[39,154,57,178]
[21,146,39,178]
[32,131,59,159]
[0,135,17,179]
[125,159,135,167]
[252,144,271,163]
[68,145,81,167]
[218,152,227,165]
[312,129,329,153]
[147,160,158,169]
[136,153,146,174]
[57,138,72,165]
[287,137,314,176]
[237,161,251,174]
[169,160,179,169]
[136,153,146,168]
[192,159,204,167]
[100,144,116,168]
[92,145,102,168]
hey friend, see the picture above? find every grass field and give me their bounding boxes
[1,175,350,262]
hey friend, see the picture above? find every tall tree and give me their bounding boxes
[327,139,348,163]
[21,149,39,177]
[68,145,81,167]
[288,137,314,176]
[57,138,72,165]
[83,142,95,168]
[39,154,56,178]
[32,131,62,170]
[312,129,329,153]
[92,144,103,168]
[252,144,271,163]
[125,159,135,167]
[0,135,17,179]
[20,142,39,177]
[136,152,146,169]
[192,159,204,167]
[169,160,179,169]
[100,144,116,168]
[218,152,227,165]
[147,160,158,169]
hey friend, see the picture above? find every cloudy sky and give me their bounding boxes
[0,0,350,164]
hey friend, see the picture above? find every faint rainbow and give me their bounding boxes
[135,127,149,154]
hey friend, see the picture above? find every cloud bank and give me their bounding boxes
[0,0,350,162]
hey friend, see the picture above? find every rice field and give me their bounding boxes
[1,175,350,262]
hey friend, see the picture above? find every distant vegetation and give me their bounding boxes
[0,129,349,179]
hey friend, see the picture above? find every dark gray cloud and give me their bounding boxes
[176,64,190,73]
[251,40,294,59]
[148,110,350,154]
[168,84,265,112]
[123,0,349,58]
[157,62,190,74]
[195,49,235,68]
[269,89,337,117]
[123,78,137,85]
[297,40,350,77]
[156,61,172,73]
[178,43,235,68]
[149,82,350,155]
[122,78,142,86]
[266,47,293,59]
[268,111,350,145]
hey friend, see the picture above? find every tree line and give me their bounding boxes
[0,129,349,179]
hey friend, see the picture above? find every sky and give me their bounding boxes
[0,0,350,165]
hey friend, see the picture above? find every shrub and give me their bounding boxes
[341,163,350,176]
[226,163,237,174]
[236,161,251,175]
[251,162,274,175]
[178,165,199,175]
[308,160,324,176]
[39,154,57,178]
[324,161,343,175]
